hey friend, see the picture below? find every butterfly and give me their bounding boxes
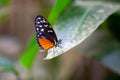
[34,15,62,52]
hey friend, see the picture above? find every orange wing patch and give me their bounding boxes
[38,37,54,50]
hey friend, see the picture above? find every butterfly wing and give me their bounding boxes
[34,15,58,50]
[38,37,54,50]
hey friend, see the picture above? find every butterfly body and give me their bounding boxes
[34,15,61,51]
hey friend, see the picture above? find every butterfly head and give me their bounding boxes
[55,39,62,48]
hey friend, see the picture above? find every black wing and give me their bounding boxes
[34,15,58,47]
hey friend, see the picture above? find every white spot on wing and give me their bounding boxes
[44,25,48,27]
[36,21,40,24]
[40,21,43,23]
[42,20,46,22]
[38,17,41,20]
[36,28,39,30]
[39,25,42,27]
[48,30,53,32]
[41,28,44,32]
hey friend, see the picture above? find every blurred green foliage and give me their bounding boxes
[0,0,10,7]
[0,0,10,22]
[0,55,16,72]
[48,0,73,25]
[0,55,20,80]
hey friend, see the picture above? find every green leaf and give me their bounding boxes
[0,7,10,22]
[48,0,73,24]
[19,0,72,69]
[19,35,39,69]
[44,1,120,59]
[0,0,10,22]
[0,0,10,7]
